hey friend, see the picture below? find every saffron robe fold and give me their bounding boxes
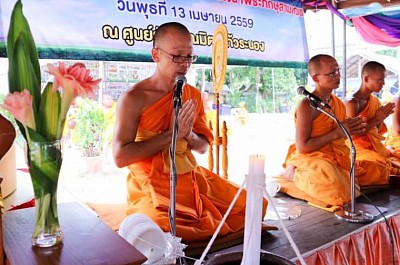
[280,95,358,207]
[126,85,263,242]
[351,94,392,186]
[384,128,400,175]
[386,129,400,156]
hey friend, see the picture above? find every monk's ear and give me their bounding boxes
[151,48,160,62]
[311,74,319,83]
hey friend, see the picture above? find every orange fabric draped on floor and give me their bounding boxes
[295,213,400,265]
[126,85,265,242]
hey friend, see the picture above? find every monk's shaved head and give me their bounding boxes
[308,54,336,77]
[362,61,385,76]
[153,22,191,48]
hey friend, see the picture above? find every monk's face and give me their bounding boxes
[365,69,386,93]
[153,28,194,84]
[313,57,341,90]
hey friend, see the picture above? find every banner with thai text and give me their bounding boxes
[0,0,309,68]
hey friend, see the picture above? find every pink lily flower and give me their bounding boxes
[1,89,36,130]
[47,62,102,98]
[47,62,102,138]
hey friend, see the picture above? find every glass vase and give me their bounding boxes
[28,140,63,247]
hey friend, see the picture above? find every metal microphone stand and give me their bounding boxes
[169,97,181,236]
[310,100,373,223]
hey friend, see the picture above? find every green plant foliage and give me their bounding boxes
[73,98,106,157]
[195,66,307,113]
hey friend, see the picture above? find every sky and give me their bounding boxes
[304,9,393,58]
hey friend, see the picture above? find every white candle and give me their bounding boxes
[248,154,265,177]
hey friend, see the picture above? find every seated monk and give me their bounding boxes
[278,54,367,209]
[111,22,267,243]
[386,91,400,171]
[344,61,398,187]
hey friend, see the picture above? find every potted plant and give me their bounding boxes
[72,97,106,174]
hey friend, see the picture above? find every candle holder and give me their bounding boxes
[195,171,307,265]
[242,173,265,264]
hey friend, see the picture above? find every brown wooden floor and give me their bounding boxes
[8,168,400,264]
[203,185,400,263]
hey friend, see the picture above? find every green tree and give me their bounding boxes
[225,67,256,110]
[73,98,106,157]
[258,67,299,113]
[376,49,398,57]
[195,66,305,113]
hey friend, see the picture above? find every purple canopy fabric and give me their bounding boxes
[321,1,400,47]
[364,14,400,38]
[326,1,349,21]
[352,16,400,47]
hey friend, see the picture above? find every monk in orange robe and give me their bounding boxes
[112,22,265,243]
[344,61,397,187]
[386,93,400,171]
[279,54,367,208]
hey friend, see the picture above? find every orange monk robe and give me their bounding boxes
[280,95,359,208]
[386,128,400,160]
[351,94,394,186]
[384,130,400,175]
[126,84,266,243]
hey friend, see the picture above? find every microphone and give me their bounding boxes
[174,75,186,108]
[297,86,331,109]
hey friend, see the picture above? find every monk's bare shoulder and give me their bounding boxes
[117,79,151,114]
[343,94,357,105]
[125,78,150,96]
[297,97,320,120]
[393,94,400,105]
[343,94,360,117]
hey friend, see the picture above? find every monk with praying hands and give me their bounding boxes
[278,54,367,209]
[112,22,269,243]
[344,61,400,187]
[385,85,400,174]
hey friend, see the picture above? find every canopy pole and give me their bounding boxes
[342,18,347,99]
[331,12,335,57]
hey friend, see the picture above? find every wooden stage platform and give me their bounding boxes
[202,185,400,265]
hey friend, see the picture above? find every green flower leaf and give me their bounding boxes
[37,82,61,141]
[26,127,46,143]
[8,36,41,140]
[26,137,62,184]
[10,35,41,106]
[30,154,61,183]
[7,0,40,85]
[7,0,41,113]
